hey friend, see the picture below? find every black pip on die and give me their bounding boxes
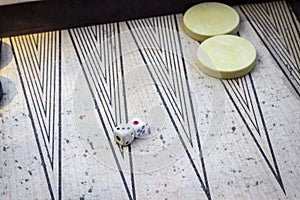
[113,123,135,146]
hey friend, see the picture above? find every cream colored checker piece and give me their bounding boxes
[196,35,257,79]
[183,2,240,42]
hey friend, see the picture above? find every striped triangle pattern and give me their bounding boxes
[240,1,300,97]
[126,15,212,200]
[10,31,62,200]
[69,23,137,200]
[223,74,285,194]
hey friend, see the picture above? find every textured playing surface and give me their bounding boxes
[0,1,299,199]
[0,0,39,6]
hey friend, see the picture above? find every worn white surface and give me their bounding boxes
[0,0,40,6]
[0,1,299,199]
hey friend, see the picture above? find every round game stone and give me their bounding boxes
[183,2,240,42]
[196,35,256,79]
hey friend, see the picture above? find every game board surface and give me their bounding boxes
[0,0,39,6]
[0,1,299,199]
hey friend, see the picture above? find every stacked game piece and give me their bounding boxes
[113,118,149,146]
[183,2,257,79]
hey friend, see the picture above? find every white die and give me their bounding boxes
[129,118,149,138]
[113,123,135,146]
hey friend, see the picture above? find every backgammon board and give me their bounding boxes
[0,1,299,199]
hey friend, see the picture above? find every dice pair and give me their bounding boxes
[113,118,149,146]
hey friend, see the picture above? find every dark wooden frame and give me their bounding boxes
[0,0,298,37]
